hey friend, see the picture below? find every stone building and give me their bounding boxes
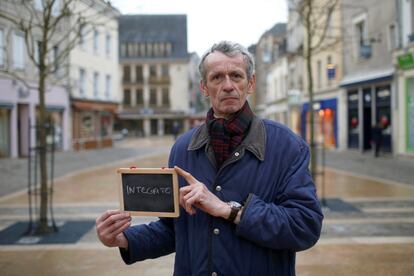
[0,0,71,157]
[69,0,121,151]
[117,14,190,137]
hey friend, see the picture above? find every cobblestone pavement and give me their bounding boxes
[0,137,413,275]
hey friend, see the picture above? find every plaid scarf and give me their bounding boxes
[206,102,254,168]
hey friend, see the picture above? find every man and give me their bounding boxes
[371,122,383,157]
[96,41,323,275]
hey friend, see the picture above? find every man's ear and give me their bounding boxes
[247,74,256,95]
[200,80,209,97]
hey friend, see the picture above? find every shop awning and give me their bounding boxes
[339,68,394,88]
[72,99,119,113]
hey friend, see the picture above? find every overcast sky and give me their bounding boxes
[110,0,288,56]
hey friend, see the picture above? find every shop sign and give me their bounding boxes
[326,64,336,80]
[397,53,414,70]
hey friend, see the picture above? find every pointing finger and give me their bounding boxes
[174,166,197,184]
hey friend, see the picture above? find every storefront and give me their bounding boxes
[0,105,11,157]
[396,51,414,155]
[0,77,70,158]
[301,98,338,148]
[72,99,118,150]
[340,69,393,153]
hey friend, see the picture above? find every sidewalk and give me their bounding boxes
[321,149,414,186]
[0,136,175,198]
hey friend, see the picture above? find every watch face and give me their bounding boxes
[229,201,242,208]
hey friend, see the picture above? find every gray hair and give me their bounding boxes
[198,41,255,82]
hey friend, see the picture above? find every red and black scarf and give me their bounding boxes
[206,102,254,168]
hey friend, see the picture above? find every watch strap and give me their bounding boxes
[227,202,242,223]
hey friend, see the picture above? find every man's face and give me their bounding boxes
[200,51,255,119]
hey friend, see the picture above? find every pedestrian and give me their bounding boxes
[371,123,383,157]
[95,41,323,275]
[172,121,180,140]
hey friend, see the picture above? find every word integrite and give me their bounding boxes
[126,184,172,196]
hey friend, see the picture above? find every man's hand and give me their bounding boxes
[175,166,231,219]
[96,210,131,249]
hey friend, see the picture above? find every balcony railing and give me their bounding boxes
[148,76,170,85]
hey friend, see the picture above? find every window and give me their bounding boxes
[34,41,42,64]
[149,65,157,77]
[161,64,169,77]
[79,68,86,96]
[327,55,333,86]
[162,88,169,106]
[149,88,157,105]
[123,65,130,83]
[0,29,5,67]
[159,43,165,56]
[105,75,111,99]
[411,0,414,36]
[93,72,99,97]
[165,42,172,56]
[35,0,60,16]
[93,29,99,54]
[317,60,322,89]
[127,43,135,57]
[105,34,111,57]
[354,15,370,59]
[51,0,60,16]
[53,45,58,74]
[388,23,397,50]
[123,89,131,106]
[147,43,153,57]
[136,88,143,105]
[34,0,43,10]
[120,43,127,57]
[79,24,86,48]
[135,65,143,82]
[13,33,25,69]
[140,43,146,56]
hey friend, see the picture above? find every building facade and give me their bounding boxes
[340,0,397,153]
[0,0,71,158]
[68,0,121,151]
[117,15,190,137]
[301,0,344,150]
[265,40,289,125]
[394,0,414,156]
[254,23,287,117]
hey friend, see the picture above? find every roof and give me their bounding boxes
[119,14,188,59]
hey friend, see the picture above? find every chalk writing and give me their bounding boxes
[126,185,172,196]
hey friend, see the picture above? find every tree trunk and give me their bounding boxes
[37,70,50,234]
[36,14,52,234]
[305,0,317,179]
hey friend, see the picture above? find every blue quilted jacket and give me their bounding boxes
[121,117,323,276]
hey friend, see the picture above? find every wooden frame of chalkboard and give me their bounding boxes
[117,168,180,217]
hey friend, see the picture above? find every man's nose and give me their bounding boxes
[222,76,234,92]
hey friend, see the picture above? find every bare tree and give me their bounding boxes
[288,0,340,179]
[0,0,116,234]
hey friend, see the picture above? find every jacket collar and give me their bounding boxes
[188,115,266,161]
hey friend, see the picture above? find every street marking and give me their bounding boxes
[325,167,414,189]
[323,218,414,224]
[361,207,414,213]
[318,236,414,245]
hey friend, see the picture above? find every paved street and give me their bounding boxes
[0,137,414,275]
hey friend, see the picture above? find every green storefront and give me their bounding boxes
[397,53,414,152]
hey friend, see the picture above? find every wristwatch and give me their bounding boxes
[227,201,242,223]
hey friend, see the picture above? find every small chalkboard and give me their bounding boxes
[117,168,179,217]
